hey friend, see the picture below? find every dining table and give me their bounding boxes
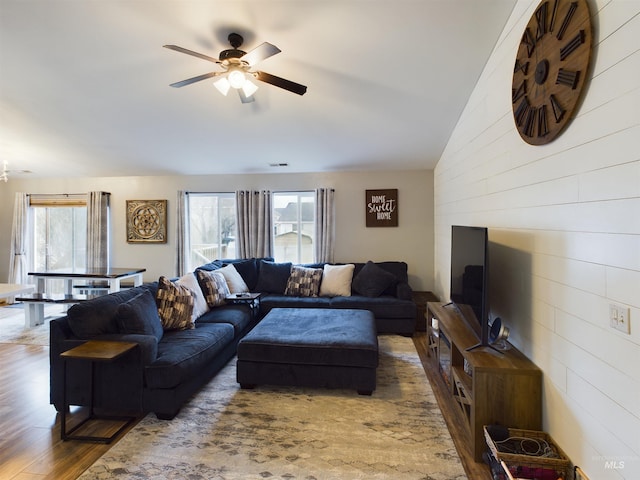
[19,267,146,327]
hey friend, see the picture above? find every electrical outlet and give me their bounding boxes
[609,303,631,334]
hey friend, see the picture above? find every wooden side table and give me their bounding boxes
[411,291,439,331]
[60,340,137,443]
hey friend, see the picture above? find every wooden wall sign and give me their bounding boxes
[366,189,398,227]
[126,199,167,243]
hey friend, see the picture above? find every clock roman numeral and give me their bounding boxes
[512,79,527,103]
[549,0,559,33]
[549,94,566,122]
[557,1,578,40]
[535,2,549,40]
[560,30,585,60]
[524,106,536,137]
[538,105,549,137]
[514,97,531,127]
[556,68,580,88]
[522,27,536,57]
[514,58,529,75]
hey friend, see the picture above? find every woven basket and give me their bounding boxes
[484,426,572,479]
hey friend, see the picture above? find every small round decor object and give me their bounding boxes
[489,317,510,350]
[512,0,593,145]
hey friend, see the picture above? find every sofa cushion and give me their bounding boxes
[116,290,164,341]
[66,286,150,339]
[195,260,223,272]
[145,322,235,389]
[352,261,397,297]
[285,265,323,297]
[329,295,417,319]
[216,264,249,293]
[259,294,332,316]
[319,263,355,297]
[196,270,230,308]
[255,261,292,294]
[156,276,195,331]
[176,272,209,320]
[196,304,253,336]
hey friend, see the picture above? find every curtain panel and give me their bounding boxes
[175,190,189,276]
[8,192,29,285]
[86,191,110,269]
[236,190,273,259]
[315,188,336,263]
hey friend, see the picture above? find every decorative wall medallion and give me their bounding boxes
[366,189,398,227]
[512,0,592,145]
[126,200,167,243]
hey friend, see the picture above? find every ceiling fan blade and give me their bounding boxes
[169,71,221,88]
[163,45,221,64]
[238,89,255,104]
[255,71,307,96]
[241,42,281,66]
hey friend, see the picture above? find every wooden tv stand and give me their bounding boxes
[427,302,542,462]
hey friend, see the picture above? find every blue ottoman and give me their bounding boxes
[237,308,378,395]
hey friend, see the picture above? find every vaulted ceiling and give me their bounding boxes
[0,0,516,179]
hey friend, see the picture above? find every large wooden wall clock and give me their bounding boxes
[512,0,592,145]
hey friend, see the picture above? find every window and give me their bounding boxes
[187,193,236,270]
[30,195,87,294]
[273,192,315,263]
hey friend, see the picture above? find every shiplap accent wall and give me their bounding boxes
[433,1,639,478]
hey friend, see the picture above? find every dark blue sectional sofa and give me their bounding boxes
[49,259,416,419]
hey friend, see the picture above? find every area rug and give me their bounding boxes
[80,335,467,480]
[0,304,64,346]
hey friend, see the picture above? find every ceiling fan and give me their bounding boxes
[164,33,307,103]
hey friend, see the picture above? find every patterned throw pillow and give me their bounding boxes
[196,270,231,308]
[284,266,323,297]
[156,276,195,331]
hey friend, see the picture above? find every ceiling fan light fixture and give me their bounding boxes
[242,79,259,98]
[227,69,246,89]
[213,77,231,96]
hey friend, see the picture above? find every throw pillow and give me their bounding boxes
[156,276,195,331]
[352,261,397,297]
[216,264,249,293]
[224,258,259,291]
[196,270,230,308]
[285,265,323,297]
[176,272,209,320]
[254,260,292,294]
[116,289,164,341]
[319,263,355,297]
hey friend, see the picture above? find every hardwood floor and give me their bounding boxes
[0,333,490,479]
[0,343,141,480]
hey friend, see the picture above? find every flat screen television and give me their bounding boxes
[450,225,495,352]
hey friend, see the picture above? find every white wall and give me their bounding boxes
[434,1,639,478]
[0,169,434,291]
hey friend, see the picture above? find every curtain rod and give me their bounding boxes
[27,192,111,197]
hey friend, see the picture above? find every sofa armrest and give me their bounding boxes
[100,333,158,365]
[396,282,413,300]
